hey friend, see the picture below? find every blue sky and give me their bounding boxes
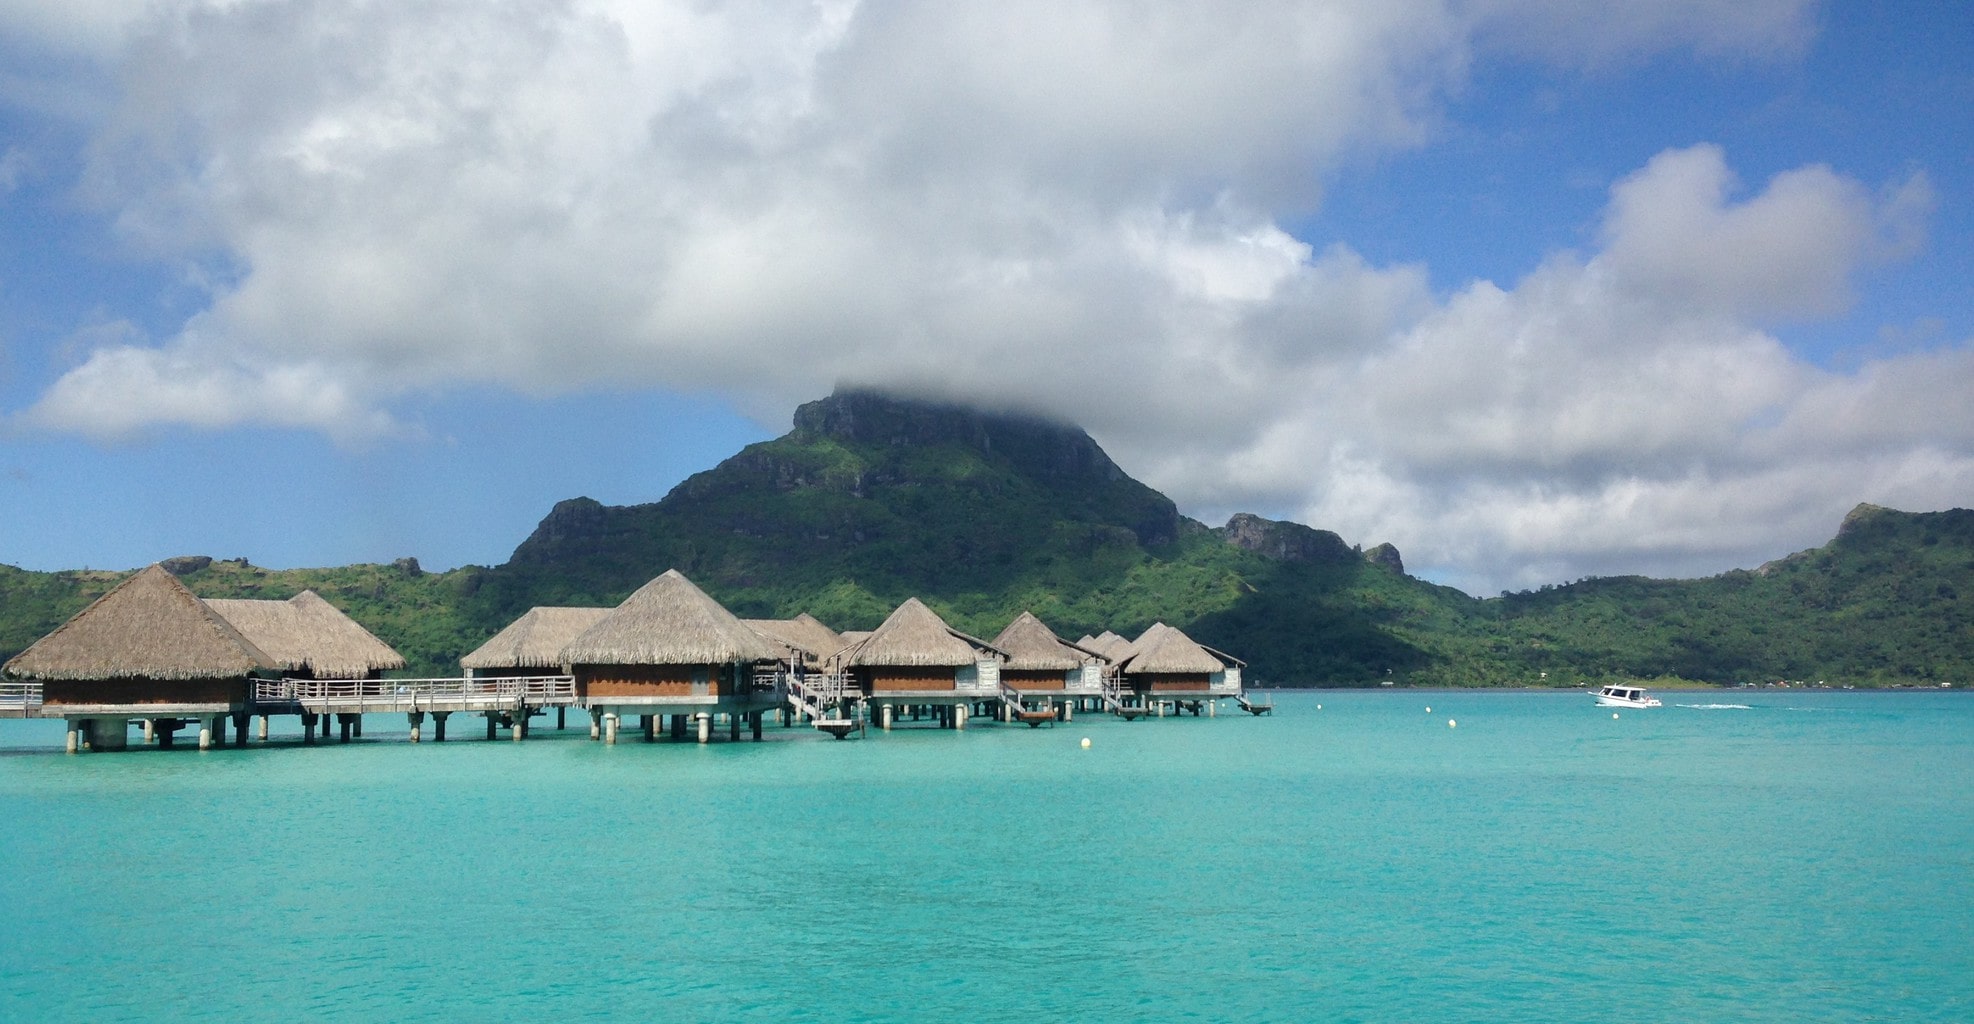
[1,1,1969,595]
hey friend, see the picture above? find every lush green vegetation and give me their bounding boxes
[3,391,1969,689]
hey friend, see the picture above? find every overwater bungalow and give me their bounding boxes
[562,570,787,743]
[2,565,274,751]
[836,598,1006,730]
[742,613,844,672]
[205,591,405,681]
[205,589,408,743]
[992,612,1106,719]
[461,606,610,680]
[1119,622,1244,708]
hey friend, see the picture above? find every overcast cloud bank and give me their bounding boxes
[4,0,1968,594]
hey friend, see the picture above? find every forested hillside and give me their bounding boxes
[4,392,1968,687]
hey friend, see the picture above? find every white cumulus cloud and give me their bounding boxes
[10,0,1970,594]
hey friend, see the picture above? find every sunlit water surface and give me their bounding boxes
[2,690,1968,1022]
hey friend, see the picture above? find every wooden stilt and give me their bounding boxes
[557,706,567,730]
[590,709,602,741]
[434,712,450,742]
[303,713,317,745]
[751,712,763,741]
[486,715,497,741]
[408,712,424,743]
[642,714,655,741]
[671,714,686,740]
[729,713,740,742]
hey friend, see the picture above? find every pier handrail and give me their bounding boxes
[0,679,43,711]
[252,675,575,711]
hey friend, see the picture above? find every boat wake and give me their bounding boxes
[1675,703,1753,710]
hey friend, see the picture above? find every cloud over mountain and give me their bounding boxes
[6,0,1969,593]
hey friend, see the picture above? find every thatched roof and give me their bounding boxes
[741,613,842,663]
[1085,630,1135,662]
[459,606,610,670]
[1120,622,1230,675]
[3,565,276,681]
[992,612,1101,671]
[205,590,406,678]
[840,598,1004,668]
[563,570,783,665]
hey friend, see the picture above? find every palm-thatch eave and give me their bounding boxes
[561,570,785,666]
[461,606,612,670]
[840,598,1007,668]
[2,565,277,682]
[203,590,406,679]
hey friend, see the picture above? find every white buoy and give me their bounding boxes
[1613,712,1620,719]
[1080,737,1091,749]
[1425,706,1431,713]
[1448,719,1456,728]
[1316,703,1322,710]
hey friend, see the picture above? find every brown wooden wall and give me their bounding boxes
[1003,669,1070,690]
[577,663,729,698]
[1136,673,1212,692]
[42,677,247,706]
[866,667,958,692]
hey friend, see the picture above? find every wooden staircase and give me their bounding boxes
[998,681,1057,728]
[785,670,863,739]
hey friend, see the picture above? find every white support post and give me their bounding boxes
[697,713,711,744]
[954,704,968,731]
[407,712,424,743]
[65,721,79,754]
[603,712,619,745]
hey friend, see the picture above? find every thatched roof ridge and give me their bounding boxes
[992,612,1101,671]
[841,598,1005,668]
[3,565,276,681]
[1086,630,1135,662]
[741,613,842,662]
[1121,621,1228,675]
[460,606,611,670]
[205,590,406,678]
[563,570,783,665]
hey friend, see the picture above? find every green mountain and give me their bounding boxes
[3,390,1970,687]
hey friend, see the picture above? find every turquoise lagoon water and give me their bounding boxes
[2,690,1969,1023]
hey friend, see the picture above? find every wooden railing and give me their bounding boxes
[252,675,576,711]
[0,680,43,714]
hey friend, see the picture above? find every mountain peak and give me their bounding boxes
[791,387,1128,484]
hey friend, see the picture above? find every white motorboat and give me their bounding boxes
[1592,684,1661,708]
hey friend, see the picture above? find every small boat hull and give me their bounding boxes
[1592,686,1662,709]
